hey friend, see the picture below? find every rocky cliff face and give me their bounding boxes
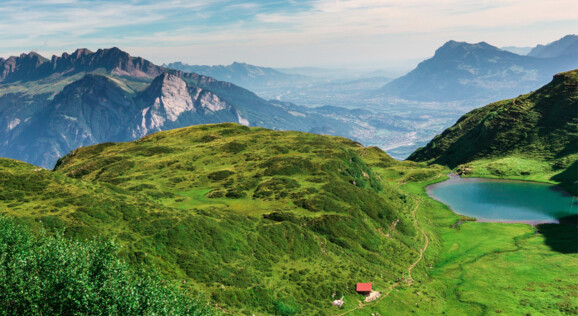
[135,73,196,136]
[132,73,242,139]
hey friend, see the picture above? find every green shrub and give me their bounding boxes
[207,170,235,181]
[138,146,175,156]
[262,157,315,176]
[0,216,213,315]
[253,177,300,199]
[225,188,246,198]
[221,141,247,153]
[273,300,300,315]
[206,190,226,198]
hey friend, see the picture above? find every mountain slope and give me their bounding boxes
[379,37,578,103]
[0,48,367,168]
[528,34,578,58]
[408,70,578,193]
[1,123,433,315]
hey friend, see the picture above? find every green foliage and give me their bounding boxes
[273,299,300,315]
[3,117,575,315]
[221,141,247,153]
[262,156,316,176]
[207,170,235,181]
[253,177,300,199]
[0,216,213,316]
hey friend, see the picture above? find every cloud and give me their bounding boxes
[0,0,217,40]
[0,0,576,67]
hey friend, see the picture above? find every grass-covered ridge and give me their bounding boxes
[408,70,578,194]
[1,123,437,315]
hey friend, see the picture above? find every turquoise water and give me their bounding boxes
[427,175,577,223]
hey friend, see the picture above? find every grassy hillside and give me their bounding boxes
[408,70,578,194]
[1,123,441,315]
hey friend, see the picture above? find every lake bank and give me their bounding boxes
[426,174,577,224]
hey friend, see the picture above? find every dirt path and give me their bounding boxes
[407,199,430,284]
[334,198,428,316]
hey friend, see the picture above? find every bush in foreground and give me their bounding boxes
[0,216,213,316]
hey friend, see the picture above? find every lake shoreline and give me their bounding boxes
[426,174,577,225]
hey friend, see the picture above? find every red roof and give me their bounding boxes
[356,283,372,292]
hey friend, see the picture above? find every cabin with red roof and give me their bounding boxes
[356,283,372,294]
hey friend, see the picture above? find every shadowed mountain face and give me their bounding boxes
[378,38,578,102]
[0,48,374,168]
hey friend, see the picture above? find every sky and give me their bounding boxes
[0,0,576,70]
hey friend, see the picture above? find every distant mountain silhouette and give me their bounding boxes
[528,34,578,58]
[378,36,578,103]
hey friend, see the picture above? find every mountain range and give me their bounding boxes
[166,61,394,109]
[377,35,578,103]
[0,48,382,168]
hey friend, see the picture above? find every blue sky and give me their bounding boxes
[1,0,576,70]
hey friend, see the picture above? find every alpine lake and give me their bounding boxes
[427,174,577,224]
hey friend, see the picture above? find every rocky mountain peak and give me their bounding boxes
[22,51,48,62]
[58,74,130,102]
[0,47,164,83]
[140,72,195,124]
[72,48,92,58]
[0,52,50,82]
[434,40,504,59]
